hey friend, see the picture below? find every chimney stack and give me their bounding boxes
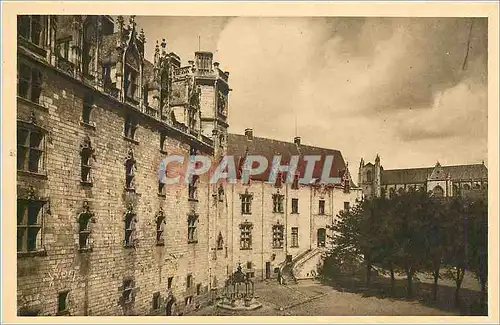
[244,128,253,140]
[294,136,301,146]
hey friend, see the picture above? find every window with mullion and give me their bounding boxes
[18,63,42,103]
[17,127,45,173]
[272,225,284,248]
[17,201,43,252]
[17,15,43,46]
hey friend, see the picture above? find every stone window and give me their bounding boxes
[246,271,255,278]
[57,290,69,316]
[318,200,325,215]
[239,222,253,250]
[17,194,47,254]
[317,228,326,247]
[367,170,373,182]
[18,15,44,46]
[152,292,161,311]
[80,136,96,185]
[218,184,224,202]
[186,274,193,289]
[432,185,444,198]
[123,205,137,248]
[82,94,96,126]
[17,123,45,174]
[343,201,350,212]
[167,277,173,290]
[291,198,299,214]
[187,213,198,243]
[18,63,42,103]
[196,283,202,295]
[275,171,284,188]
[158,181,166,197]
[188,175,199,201]
[240,189,253,215]
[57,38,70,60]
[185,296,193,305]
[216,232,224,250]
[291,227,299,247]
[463,183,471,190]
[291,173,300,190]
[124,115,138,141]
[272,224,284,249]
[246,261,253,269]
[102,65,113,89]
[121,278,136,305]
[155,208,166,246]
[78,201,94,251]
[272,191,284,213]
[159,133,167,153]
[124,149,137,191]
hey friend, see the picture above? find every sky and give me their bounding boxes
[133,16,488,176]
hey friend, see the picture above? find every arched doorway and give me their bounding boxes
[165,298,176,316]
[432,185,444,197]
[317,228,326,247]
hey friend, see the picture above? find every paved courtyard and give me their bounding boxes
[190,278,466,316]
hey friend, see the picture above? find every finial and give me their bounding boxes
[138,28,145,44]
[117,15,124,30]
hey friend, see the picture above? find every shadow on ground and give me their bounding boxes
[319,271,486,316]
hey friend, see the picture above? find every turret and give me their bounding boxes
[374,154,381,197]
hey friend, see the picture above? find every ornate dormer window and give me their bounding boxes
[80,136,96,185]
[124,203,137,248]
[78,201,95,252]
[82,17,97,78]
[124,148,137,191]
[272,190,284,213]
[124,48,140,103]
[155,208,166,246]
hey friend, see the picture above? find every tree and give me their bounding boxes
[466,198,488,314]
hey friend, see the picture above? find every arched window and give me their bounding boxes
[317,228,326,247]
[155,208,166,246]
[463,184,471,190]
[432,185,444,197]
[453,184,459,196]
[366,170,373,182]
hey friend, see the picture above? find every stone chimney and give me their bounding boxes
[294,136,301,146]
[244,128,253,140]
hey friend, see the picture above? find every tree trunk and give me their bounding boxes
[366,262,371,287]
[479,275,487,314]
[432,268,440,301]
[406,267,413,298]
[390,267,395,295]
[454,268,464,309]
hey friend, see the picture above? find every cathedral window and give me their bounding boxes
[240,222,253,250]
[18,63,42,103]
[272,224,284,249]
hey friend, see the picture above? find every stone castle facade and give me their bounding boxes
[358,155,488,200]
[16,15,361,316]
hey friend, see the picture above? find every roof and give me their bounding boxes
[381,164,488,185]
[227,134,351,185]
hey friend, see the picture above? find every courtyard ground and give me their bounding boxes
[190,271,483,316]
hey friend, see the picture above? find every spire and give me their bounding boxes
[360,157,364,167]
[375,154,380,163]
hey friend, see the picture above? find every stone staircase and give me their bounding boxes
[279,248,319,285]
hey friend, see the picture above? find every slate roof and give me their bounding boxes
[227,134,353,186]
[381,164,487,185]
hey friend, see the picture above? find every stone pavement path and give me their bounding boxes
[190,279,457,316]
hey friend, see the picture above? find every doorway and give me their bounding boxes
[165,299,175,316]
[265,262,271,279]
